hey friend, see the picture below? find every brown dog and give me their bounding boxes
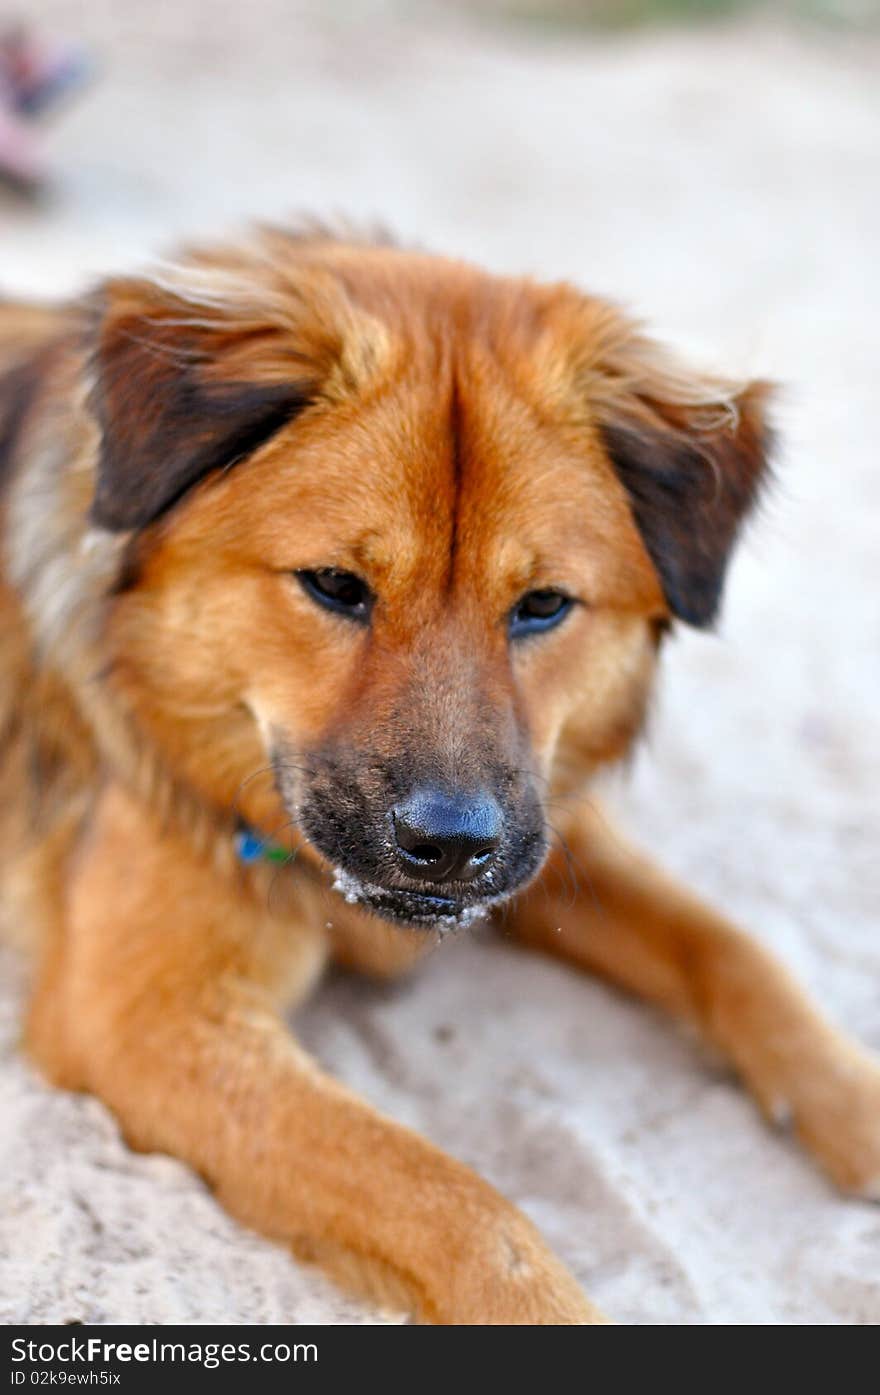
[1,227,878,1324]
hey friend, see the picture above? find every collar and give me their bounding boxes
[234,827,290,865]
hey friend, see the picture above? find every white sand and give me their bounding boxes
[1,2,878,1325]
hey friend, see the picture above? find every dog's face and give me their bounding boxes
[88,235,770,927]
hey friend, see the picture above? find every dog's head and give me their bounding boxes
[86,230,771,927]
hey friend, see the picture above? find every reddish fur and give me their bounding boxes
[1,231,878,1324]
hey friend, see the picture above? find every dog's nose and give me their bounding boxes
[393,789,503,883]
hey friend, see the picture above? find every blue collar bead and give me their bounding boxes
[235,828,290,865]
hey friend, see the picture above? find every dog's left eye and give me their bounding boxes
[297,568,373,620]
[509,589,573,638]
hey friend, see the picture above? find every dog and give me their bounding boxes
[1,226,878,1325]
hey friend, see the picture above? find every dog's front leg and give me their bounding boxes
[507,802,880,1198]
[26,784,603,1325]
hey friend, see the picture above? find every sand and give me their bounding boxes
[1,1,878,1325]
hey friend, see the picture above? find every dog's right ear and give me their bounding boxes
[87,273,328,532]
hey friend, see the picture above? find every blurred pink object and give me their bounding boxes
[0,97,42,187]
[0,23,91,189]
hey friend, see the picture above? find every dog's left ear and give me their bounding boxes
[586,322,774,628]
[86,275,325,532]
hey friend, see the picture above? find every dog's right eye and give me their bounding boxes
[297,568,373,621]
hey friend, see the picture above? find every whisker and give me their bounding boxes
[232,757,317,825]
[231,763,277,822]
[545,821,581,909]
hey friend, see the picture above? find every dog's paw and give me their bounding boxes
[433,1216,610,1325]
[779,1044,880,1199]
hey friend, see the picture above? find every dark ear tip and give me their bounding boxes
[600,369,777,633]
[672,594,721,630]
[89,480,135,533]
[657,557,725,630]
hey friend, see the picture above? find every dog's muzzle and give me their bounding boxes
[275,747,548,931]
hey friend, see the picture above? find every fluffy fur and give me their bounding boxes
[2,227,878,1325]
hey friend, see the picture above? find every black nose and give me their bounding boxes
[393,789,503,884]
